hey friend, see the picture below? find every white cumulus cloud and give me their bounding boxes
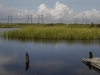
[37,2,74,20]
[75,9,100,23]
[0,4,35,18]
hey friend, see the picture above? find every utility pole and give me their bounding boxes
[41,15,44,24]
[82,18,85,24]
[62,18,63,24]
[87,20,89,24]
[38,15,40,24]
[82,18,87,24]
[99,20,100,24]
[11,15,12,23]
[8,16,9,23]
[74,18,78,24]
[7,16,12,23]
[27,15,33,24]
[31,15,32,23]
[85,18,87,24]
[27,15,29,24]
[38,15,44,24]
[59,18,63,24]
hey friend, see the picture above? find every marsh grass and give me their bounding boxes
[3,24,100,40]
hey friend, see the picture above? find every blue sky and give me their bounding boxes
[0,0,99,12]
[0,0,100,23]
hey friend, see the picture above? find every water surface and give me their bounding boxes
[0,28,100,75]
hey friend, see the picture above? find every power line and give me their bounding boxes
[0,15,99,24]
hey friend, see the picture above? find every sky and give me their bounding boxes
[0,0,100,23]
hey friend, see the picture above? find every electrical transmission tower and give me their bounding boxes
[27,15,33,24]
[38,15,41,24]
[99,20,100,24]
[38,15,44,24]
[59,18,63,24]
[41,15,44,24]
[74,18,78,24]
[7,16,12,23]
[82,18,87,24]
[87,20,89,24]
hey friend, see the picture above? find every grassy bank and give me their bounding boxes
[3,24,100,40]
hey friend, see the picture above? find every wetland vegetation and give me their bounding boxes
[1,23,100,40]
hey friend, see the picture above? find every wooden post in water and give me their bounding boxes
[26,53,29,71]
[26,53,29,62]
[89,52,93,59]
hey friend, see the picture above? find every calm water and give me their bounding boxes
[0,28,100,75]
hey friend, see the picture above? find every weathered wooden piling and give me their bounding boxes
[26,53,29,62]
[89,52,93,58]
[26,53,29,71]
